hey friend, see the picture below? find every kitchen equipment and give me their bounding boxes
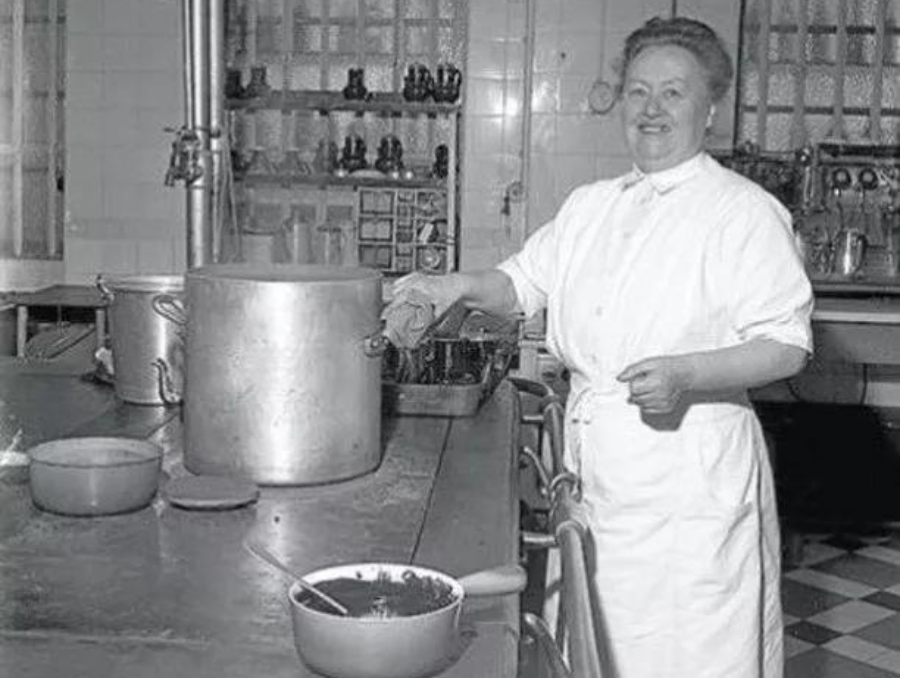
[289,561,527,678]
[28,437,162,516]
[382,311,520,417]
[154,264,385,486]
[281,209,312,263]
[402,63,432,102]
[834,228,868,276]
[342,67,368,100]
[245,540,350,616]
[96,274,184,405]
[432,63,462,103]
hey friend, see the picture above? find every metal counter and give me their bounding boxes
[0,359,521,678]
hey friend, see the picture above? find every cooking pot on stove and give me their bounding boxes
[153,264,385,486]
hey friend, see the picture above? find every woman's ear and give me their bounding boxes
[706,105,717,129]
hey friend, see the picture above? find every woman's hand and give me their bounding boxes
[390,272,464,318]
[617,356,692,414]
[382,273,465,349]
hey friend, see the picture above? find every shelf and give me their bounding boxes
[236,172,446,190]
[226,90,462,115]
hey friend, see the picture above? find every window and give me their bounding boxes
[0,0,65,260]
[737,0,900,151]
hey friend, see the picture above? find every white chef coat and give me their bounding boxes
[498,152,813,678]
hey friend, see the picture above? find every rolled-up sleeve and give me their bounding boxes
[711,188,813,353]
[496,188,584,318]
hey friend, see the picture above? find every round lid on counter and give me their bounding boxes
[163,475,260,511]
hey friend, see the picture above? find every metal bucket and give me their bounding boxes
[97,274,184,405]
[155,264,384,486]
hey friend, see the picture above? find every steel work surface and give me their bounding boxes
[0,359,520,678]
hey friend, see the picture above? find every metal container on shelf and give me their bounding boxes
[154,264,384,486]
[97,274,184,405]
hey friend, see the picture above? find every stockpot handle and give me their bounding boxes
[364,329,388,358]
[152,293,187,327]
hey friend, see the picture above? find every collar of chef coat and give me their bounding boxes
[621,151,706,195]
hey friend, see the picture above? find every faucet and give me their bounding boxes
[164,127,204,186]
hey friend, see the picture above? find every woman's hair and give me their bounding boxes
[615,17,734,102]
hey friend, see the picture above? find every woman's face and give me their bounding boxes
[620,44,714,173]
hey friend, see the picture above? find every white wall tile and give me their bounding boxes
[137,0,180,37]
[67,34,105,71]
[66,72,103,109]
[67,0,104,34]
[103,0,140,34]
[557,32,605,76]
[136,239,174,273]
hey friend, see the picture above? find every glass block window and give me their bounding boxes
[0,0,65,260]
[737,0,900,151]
[226,0,467,94]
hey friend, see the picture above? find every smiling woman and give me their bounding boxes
[616,17,733,173]
[384,15,814,678]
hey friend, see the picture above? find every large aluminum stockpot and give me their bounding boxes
[156,264,384,486]
[97,274,184,405]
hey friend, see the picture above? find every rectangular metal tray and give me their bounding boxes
[382,381,484,417]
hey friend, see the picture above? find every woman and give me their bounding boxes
[387,16,812,678]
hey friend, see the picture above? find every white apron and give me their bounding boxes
[499,154,812,678]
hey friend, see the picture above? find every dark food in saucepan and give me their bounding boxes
[295,569,457,618]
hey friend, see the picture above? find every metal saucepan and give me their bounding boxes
[288,561,527,678]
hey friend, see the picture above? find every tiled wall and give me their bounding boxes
[64,0,185,283]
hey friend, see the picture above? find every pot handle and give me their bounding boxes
[152,293,187,327]
[153,358,183,406]
[96,274,113,303]
[364,330,388,358]
[458,564,527,598]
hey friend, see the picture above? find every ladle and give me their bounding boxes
[244,540,350,616]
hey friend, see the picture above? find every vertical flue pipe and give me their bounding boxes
[209,0,226,262]
[187,0,213,268]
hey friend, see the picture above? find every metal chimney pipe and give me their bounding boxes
[186,0,213,268]
[209,0,226,263]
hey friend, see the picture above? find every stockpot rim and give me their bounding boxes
[186,263,382,285]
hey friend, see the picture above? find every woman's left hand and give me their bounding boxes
[617,356,692,414]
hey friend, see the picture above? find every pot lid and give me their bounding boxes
[163,475,260,511]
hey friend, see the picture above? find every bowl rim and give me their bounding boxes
[28,437,163,468]
[288,561,464,623]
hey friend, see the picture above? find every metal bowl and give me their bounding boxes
[28,437,163,516]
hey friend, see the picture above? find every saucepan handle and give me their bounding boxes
[458,564,527,597]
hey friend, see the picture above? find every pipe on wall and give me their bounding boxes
[182,0,216,269]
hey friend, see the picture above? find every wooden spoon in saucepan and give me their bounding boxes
[244,540,350,616]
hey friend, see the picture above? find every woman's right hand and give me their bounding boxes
[389,271,465,318]
[382,272,465,349]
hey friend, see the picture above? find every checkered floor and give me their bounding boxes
[783,526,900,677]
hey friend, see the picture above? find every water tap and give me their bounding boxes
[164,127,204,186]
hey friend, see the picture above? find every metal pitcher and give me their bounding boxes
[833,229,867,277]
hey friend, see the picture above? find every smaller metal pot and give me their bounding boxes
[288,562,526,678]
[28,437,163,516]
